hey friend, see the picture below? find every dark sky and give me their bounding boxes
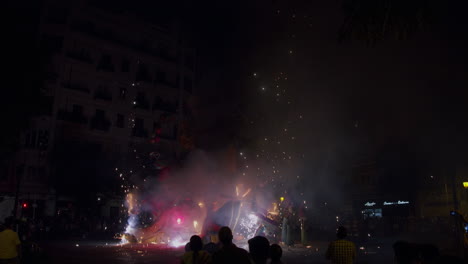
[184,0,468,200]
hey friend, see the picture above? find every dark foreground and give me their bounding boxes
[33,240,395,264]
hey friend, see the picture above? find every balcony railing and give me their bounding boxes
[57,109,88,124]
[62,82,90,93]
[134,99,150,110]
[66,51,93,64]
[90,117,111,131]
[94,90,112,101]
[135,72,152,83]
[152,101,177,113]
[132,128,148,138]
[70,21,177,63]
[156,80,177,89]
[45,72,58,84]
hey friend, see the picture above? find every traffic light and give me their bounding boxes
[22,202,28,208]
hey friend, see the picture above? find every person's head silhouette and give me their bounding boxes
[218,226,233,246]
[337,226,347,239]
[189,235,203,264]
[248,236,270,264]
[190,235,203,251]
[270,244,283,262]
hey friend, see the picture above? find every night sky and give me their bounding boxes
[189,0,468,202]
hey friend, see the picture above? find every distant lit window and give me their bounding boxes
[362,208,382,219]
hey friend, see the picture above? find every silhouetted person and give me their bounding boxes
[0,217,21,264]
[248,236,270,264]
[392,241,419,264]
[419,244,439,264]
[212,226,251,264]
[326,226,356,264]
[203,242,219,255]
[270,244,284,264]
[181,235,211,264]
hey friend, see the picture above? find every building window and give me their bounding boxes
[136,63,151,82]
[94,86,112,101]
[184,76,192,93]
[116,114,124,128]
[97,54,115,72]
[41,34,64,53]
[91,109,111,131]
[95,109,105,119]
[38,167,46,180]
[27,166,37,181]
[119,88,127,99]
[72,104,83,115]
[132,118,147,137]
[121,59,130,72]
[25,130,37,148]
[156,70,167,83]
[37,130,49,150]
[159,43,171,60]
[185,54,194,70]
[134,92,150,110]
[16,164,24,178]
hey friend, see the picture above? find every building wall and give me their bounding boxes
[1,0,196,218]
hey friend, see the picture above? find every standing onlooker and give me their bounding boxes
[325,226,356,264]
[270,244,284,264]
[0,217,21,264]
[248,236,270,264]
[181,235,211,264]
[212,226,251,264]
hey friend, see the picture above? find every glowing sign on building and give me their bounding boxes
[364,201,410,206]
[383,201,409,206]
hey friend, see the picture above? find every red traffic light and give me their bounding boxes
[22,203,28,208]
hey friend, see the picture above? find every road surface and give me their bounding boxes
[35,240,393,264]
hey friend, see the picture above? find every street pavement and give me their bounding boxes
[36,240,395,264]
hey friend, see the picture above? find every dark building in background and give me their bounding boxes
[0,0,196,221]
